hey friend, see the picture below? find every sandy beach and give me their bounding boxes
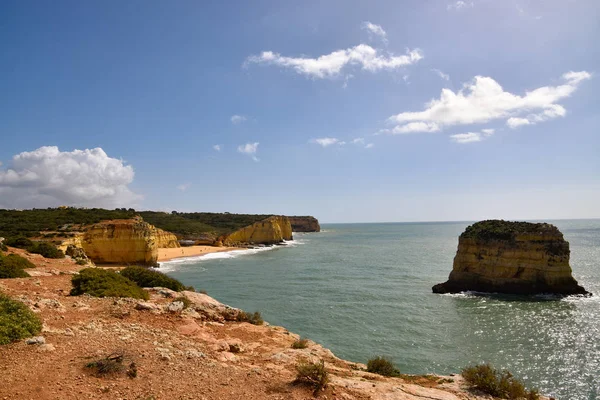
[157,245,240,262]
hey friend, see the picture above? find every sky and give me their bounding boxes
[0,0,598,223]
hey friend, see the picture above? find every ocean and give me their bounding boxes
[162,220,600,400]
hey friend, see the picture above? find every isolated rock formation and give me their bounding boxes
[288,216,321,232]
[432,220,588,295]
[81,217,179,266]
[220,216,293,246]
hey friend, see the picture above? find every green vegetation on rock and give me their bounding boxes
[294,359,329,395]
[0,252,34,278]
[461,220,560,241]
[120,266,187,292]
[236,310,263,325]
[4,237,64,259]
[70,268,149,300]
[0,293,42,345]
[366,356,400,377]
[462,364,539,400]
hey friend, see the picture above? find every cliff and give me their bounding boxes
[81,218,179,266]
[433,220,589,295]
[288,216,321,232]
[219,216,293,246]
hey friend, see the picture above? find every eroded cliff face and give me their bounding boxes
[219,216,293,246]
[288,216,320,232]
[432,220,588,295]
[81,218,179,266]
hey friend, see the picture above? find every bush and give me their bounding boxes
[71,268,149,300]
[4,237,33,249]
[28,242,65,259]
[172,296,192,309]
[291,338,309,349]
[0,293,42,344]
[0,243,7,252]
[85,352,137,378]
[367,356,400,377]
[0,253,33,278]
[236,311,263,325]
[462,364,539,400]
[119,266,185,292]
[294,359,329,395]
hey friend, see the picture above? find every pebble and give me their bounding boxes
[25,336,45,345]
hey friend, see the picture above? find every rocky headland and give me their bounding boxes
[433,220,589,295]
[218,216,293,247]
[288,216,321,232]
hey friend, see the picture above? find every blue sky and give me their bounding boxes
[0,0,598,222]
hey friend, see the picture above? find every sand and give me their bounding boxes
[157,245,240,262]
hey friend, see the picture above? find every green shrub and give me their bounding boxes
[0,293,42,344]
[0,253,32,278]
[0,243,7,252]
[291,338,309,349]
[172,296,192,309]
[71,268,149,300]
[28,242,65,259]
[236,311,263,325]
[367,356,400,377]
[294,359,329,395]
[119,266,185,292]
[4,237,33,249]
[462,364,539,400]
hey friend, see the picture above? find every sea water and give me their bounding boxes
[163,220,600,400]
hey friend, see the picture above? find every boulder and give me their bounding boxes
[432,220,589,296]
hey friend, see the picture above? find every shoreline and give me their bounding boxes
[157,245,241,262]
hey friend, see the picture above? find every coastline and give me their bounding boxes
[157,245,241,262]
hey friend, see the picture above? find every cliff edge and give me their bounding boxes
[433,220,589,295]
[288,216,321,232]
[219,215,293,246]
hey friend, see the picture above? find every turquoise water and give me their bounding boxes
[163,220,600,400]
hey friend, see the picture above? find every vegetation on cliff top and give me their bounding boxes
[0,252,35,278]
[70,268,149,300]
[461,220,561,241]
[462,363,539,400]
[120,266,190,292]
[366,356,401,377]
[0,293,42,345]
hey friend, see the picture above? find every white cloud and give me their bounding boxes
[447,1,473,10]
[361,21,388,44]
[387,71,591,133]
[0,146,140,209]
[311,137,345,147]
[379,122,440,135]
[245,45,423,79]
[237,142,259,161]
[177,183,191,191]
[431,68,450,81]
[450,132,482,143]
[506,117,531,128]
[365,143,375,149]
[481,128,495,136]
[352,137,365,144]
[213,144,221,151]
[231,115,247,124]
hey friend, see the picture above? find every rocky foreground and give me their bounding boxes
[0,249,533,400]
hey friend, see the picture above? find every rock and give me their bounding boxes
[81,217,179,266]
[25,336,45,345]
[39,343,56,352]
[186,349,206,359]
[433,220,589,295]
[135,301,161,311]
[219,216,293,246]
[228,339,244,353]
[166,301,185,313]
[288,216,321,232]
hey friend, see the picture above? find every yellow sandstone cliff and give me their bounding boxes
[288,216,321,232]
[433,220,588,295]
[81,217,179,266]
[219,216,293,246]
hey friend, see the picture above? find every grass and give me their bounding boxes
[119,266,186,292]
[236,310,263,325]
[70,268,149,300]
[294,359,329,395]
[366,356,400,377]
[0,293,42,345]
[85,352,137,378]
[461,220,560,242]
[462,364,539,400]
[291,338,310,349]
[0,252,34,278]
